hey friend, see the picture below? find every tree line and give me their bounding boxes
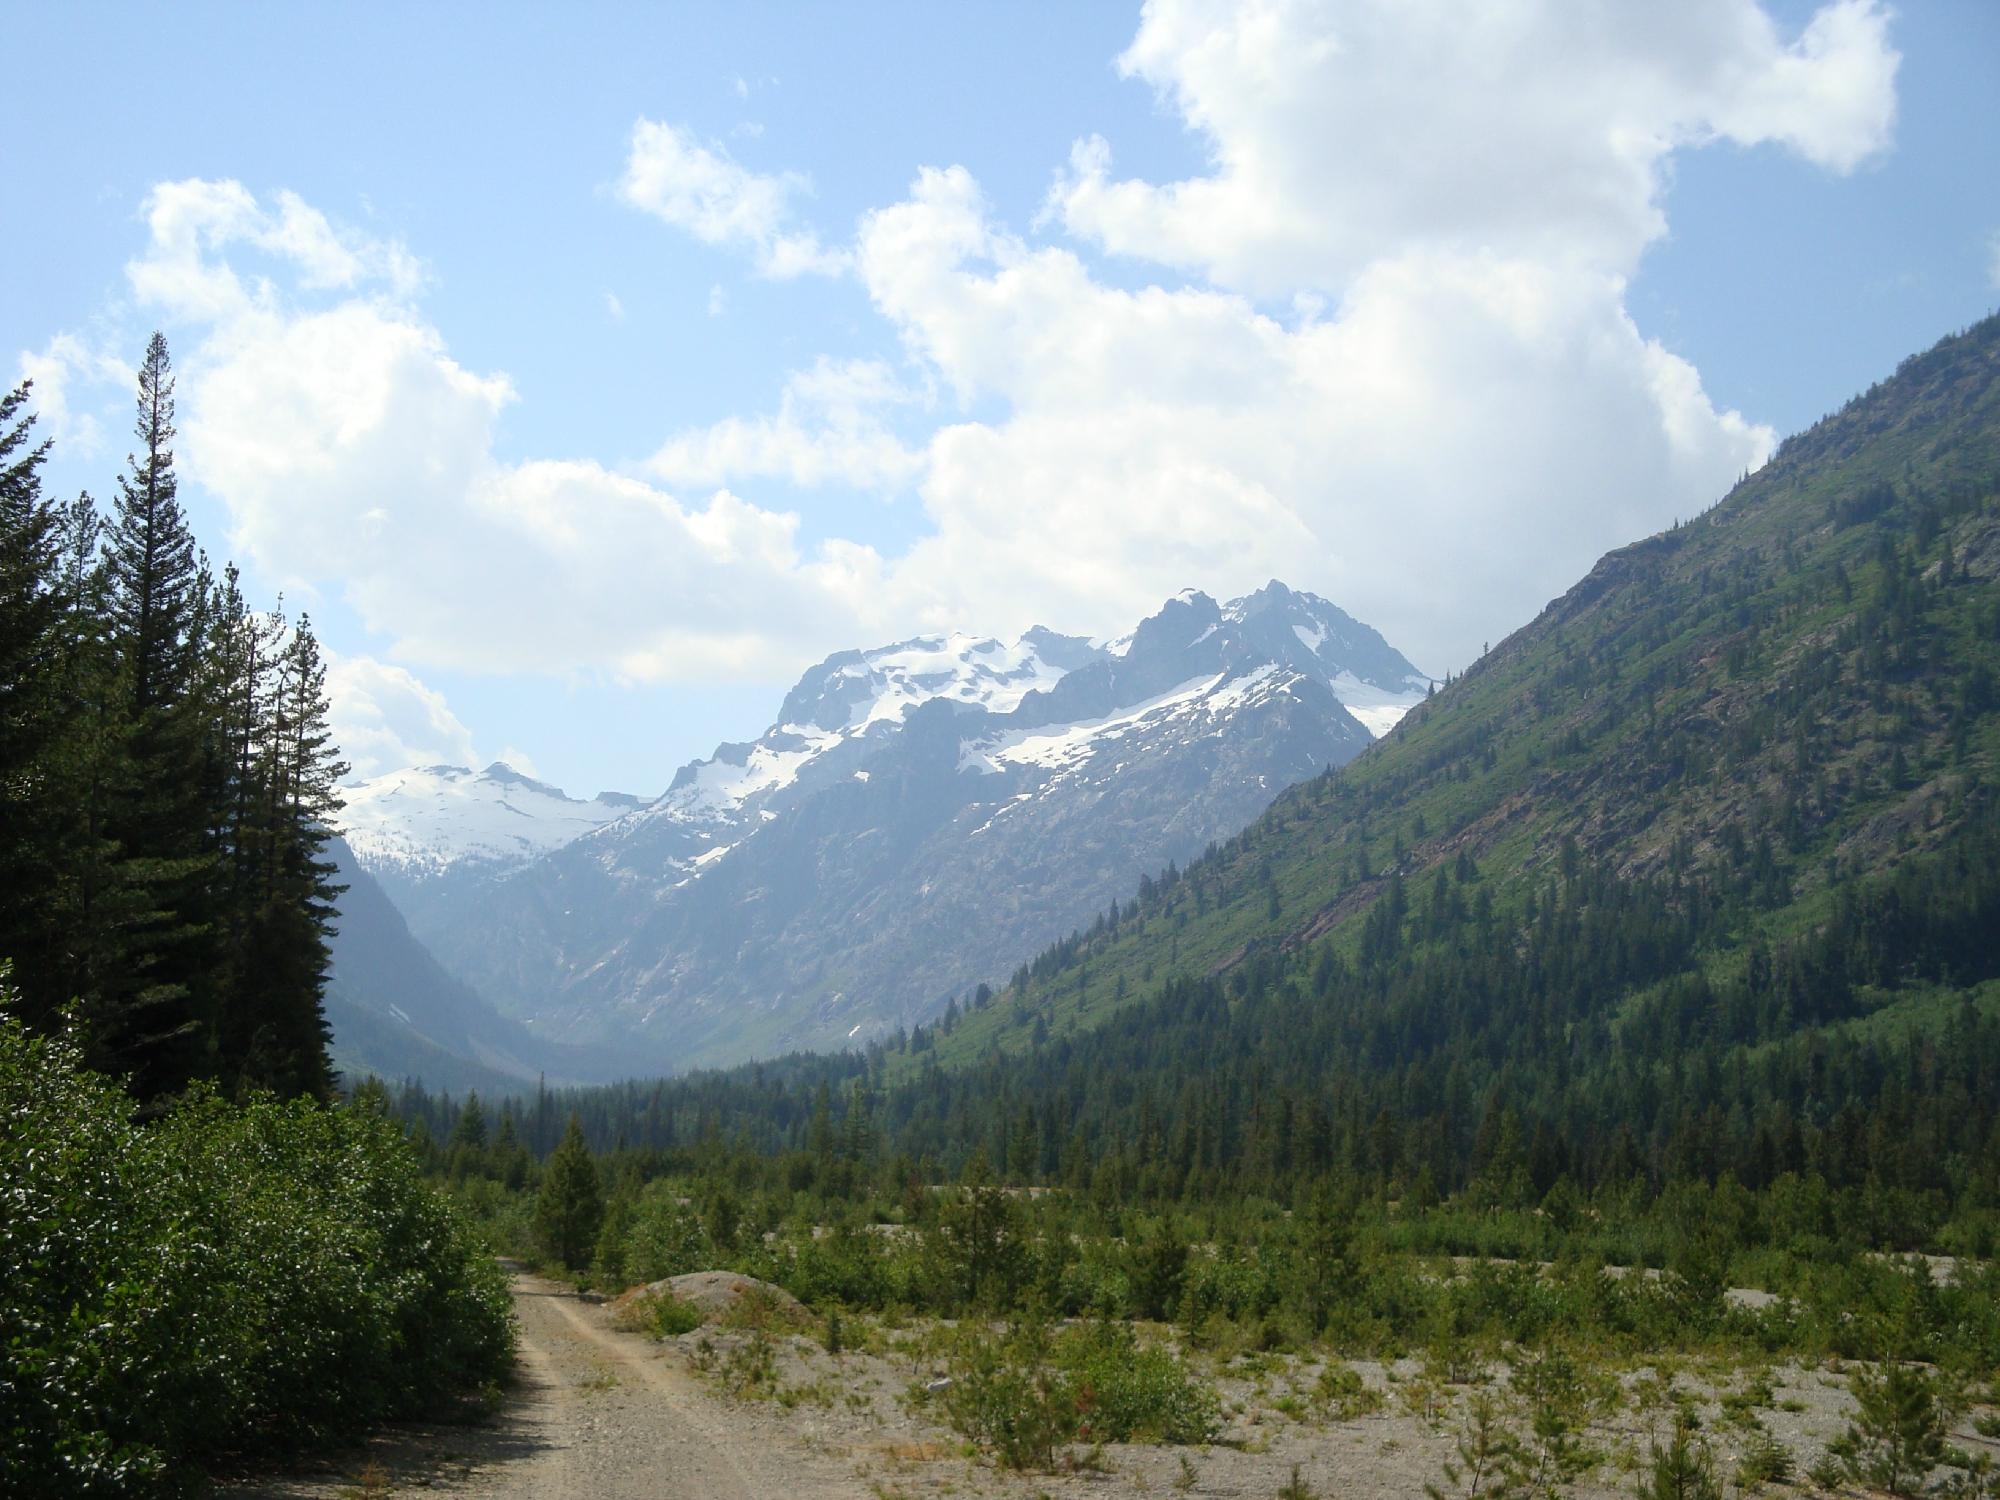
[1,334,344,1100]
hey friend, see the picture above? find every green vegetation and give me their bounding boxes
[391,316,2000,1486]
[0,996,513,1495]
[934,1312,1218,1468]
[2,339,344,1101]
[1,343,516,1491]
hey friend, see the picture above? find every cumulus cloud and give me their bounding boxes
[851,171,1773,673]
[16,333,132,455]
[95,0,1898,721]
[129,179,420,322]
[646,357,926,491]
[1051,0,1897,294]
[326,653,480,781]
[618,119,846,278]
[149,225,893,680]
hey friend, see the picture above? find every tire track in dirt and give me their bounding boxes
[226,1274,872,1499]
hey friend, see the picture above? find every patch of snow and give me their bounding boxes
[843,632,1072,732]
[852,769,870,782]
[1330,670,1429,737]
[657,730,843,819]
[1293,621,1328,654]
[959,669,1279,778]
[341,763,630,878]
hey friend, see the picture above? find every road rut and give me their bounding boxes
[229,1274,873,1499]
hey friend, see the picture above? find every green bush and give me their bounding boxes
[938,1312,1219,1468]
[1062,1319,1220,1445]
[647,1291,706,1337]
[0,1003,514,1495]
[940,1315,1075,1470]
[622,1181,714,1282]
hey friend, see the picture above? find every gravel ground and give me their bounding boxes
[227,1273,2000,1499]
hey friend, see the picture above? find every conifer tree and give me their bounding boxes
[0,384,66,1023]
[225,611,344,1097]
[536,1114,605,1271]
[99,333,220,1096]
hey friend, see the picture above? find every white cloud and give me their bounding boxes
[326,653,480,781]
[158,242,890,680]
[128,179,421,322]
[852,173,1774,674]
[16,333,132,455]
[604,291,624,321]
[646,357,925,491]
[114,1,1897,714]
[1051,0,1897,295]
[618,119,846,278]
[707,283,727,317]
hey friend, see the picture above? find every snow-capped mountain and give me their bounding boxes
[344,581,1428,1075]
[338,762,643,923]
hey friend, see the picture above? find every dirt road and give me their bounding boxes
[229,1274,874,1500]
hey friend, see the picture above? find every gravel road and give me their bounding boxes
[227,1273,873,1499]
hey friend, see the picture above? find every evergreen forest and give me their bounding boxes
[0,342,512,1495]
[391,317,2000,1490]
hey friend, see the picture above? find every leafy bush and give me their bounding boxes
[622,1181,714,1282]
[937,1312,1218,1468]
[939,1315,1076,1470]
[0,1002,514,1495]
[646,1292,706,1337]
[1314,1361,1386,1420]
[1063,1319,1220,1444]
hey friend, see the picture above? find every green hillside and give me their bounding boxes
[422,317,2000,1229]
[915,316,2000,1078]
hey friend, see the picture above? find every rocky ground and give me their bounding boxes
[227,1272,1999,1499]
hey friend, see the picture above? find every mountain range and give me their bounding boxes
[490,315,2000,1211]
[333,581,1429,1077]
[900,315,2000,1156]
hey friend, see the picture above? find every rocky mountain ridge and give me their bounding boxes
[338,580,1429,1074]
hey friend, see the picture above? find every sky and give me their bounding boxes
[7,1,1998,798]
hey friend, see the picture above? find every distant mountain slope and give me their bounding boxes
[339,764,641,930]
[321,837,614,1092]
[918,316,2000,1119]
[356,582,1427,1071]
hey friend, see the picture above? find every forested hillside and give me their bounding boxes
[421,316,2000,1232]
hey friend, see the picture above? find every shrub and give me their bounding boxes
[622,1181,714,1282]
[1637,1412,1724,1500]
[1734,1427,1794,1488]
[940,1314,1075,1471]
[0,1002,514,1495]
[938,1312,1219,1468]
[1062,1320,1220,1445]
[646,1292,706,1338]
[1314,1361,1386,1420]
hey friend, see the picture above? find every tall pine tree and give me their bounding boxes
[101,332,220,1095]
[0,383,66,1023]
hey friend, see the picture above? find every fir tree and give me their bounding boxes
[0,384,67,1024]
[535,1114,604,1271]
[100,333,220,1095]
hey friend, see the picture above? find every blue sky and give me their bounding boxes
[8,1,1997,796]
